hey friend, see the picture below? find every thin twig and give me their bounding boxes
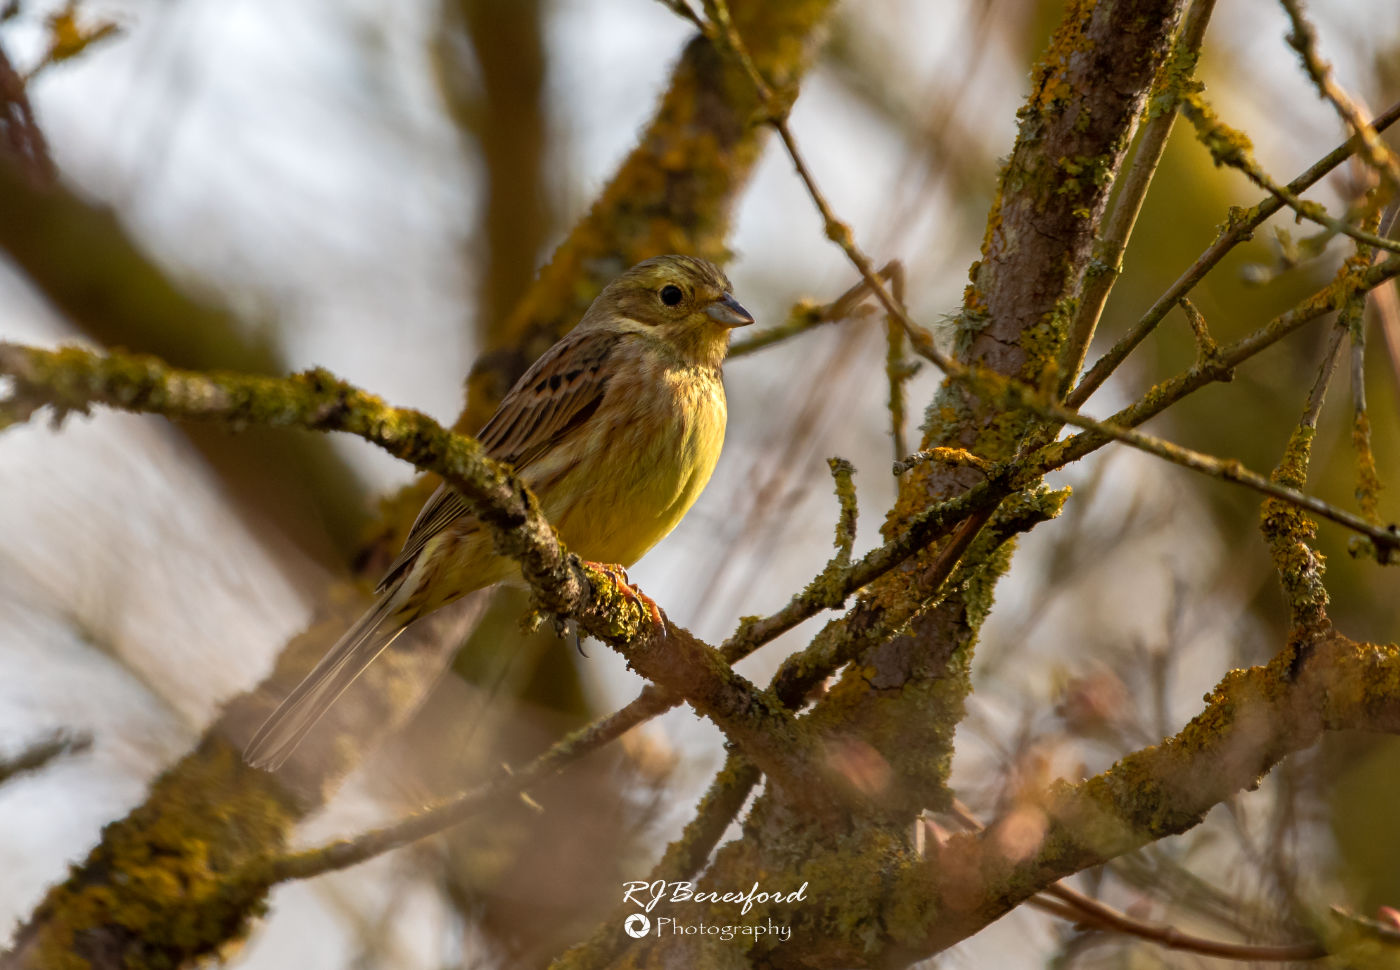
[0,731,92,787]
[728,267,885,357]
[1060,0,1218,390]
[946,801,1327,962]
[1004,374,1400,559]
[1279,0,1400,196]
[651,0,709,35]
[1180,93,1400,254]
[267,692,672,881]
[1302,322,1347,430]
[0,42,56,186]
[1070,97,1400,407]
[701,0,957,375]
[1039,884,1326,962]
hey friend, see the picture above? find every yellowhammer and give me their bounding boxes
[245,255,753,770]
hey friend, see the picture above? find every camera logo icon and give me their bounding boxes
[623,914,650,938]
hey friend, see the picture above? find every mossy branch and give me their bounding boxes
[1180,92,1400,254]
[915,632,1400,956]
[0,341,824,794]
[1069,96,1400,408]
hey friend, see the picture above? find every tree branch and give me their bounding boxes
[1069,97,1400,408]
[914,631,1400,956]
[0,342,829,792]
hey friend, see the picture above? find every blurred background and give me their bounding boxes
[1,0,1398,966]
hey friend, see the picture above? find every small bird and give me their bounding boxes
[245,255,753,770]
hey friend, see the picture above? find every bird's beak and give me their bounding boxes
[706,292,755,328]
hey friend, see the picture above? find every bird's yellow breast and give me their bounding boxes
[529,358,727,569]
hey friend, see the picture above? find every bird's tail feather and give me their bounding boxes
[244,583,412,771]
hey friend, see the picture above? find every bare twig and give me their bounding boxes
[728,268,883,357]
[1303,322,1347,430]
[701,0,957,375]
[1040,884,1326,962]
[1070,98,1400,407]
[0,43,55,186]
[0,731,92,787]
[945,800,1326,961]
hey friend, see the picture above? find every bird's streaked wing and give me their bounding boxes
[376,327,622,591]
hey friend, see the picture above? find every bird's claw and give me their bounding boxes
[584,561,664,630]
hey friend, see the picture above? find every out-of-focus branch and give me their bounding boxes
[0,44,367,568]
[914,631,1400,956]
[0,156,371,574]
[942,802,1329,962]
[0,43,54,186]
[0,731,91,787]
[820,4,999,225]
[1037,883,1327,962]
[436,0,551,333]
[266,693,672,882]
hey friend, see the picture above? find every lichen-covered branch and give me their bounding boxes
[0,5,841,965]
[0,340,823,968]
[911,631,1400,957]
[0,342,824,785]
[1070,97,1400,407]
[1279,0,1400,196]
[797,0,1194,834]
[1181,93,1400,254]
[1059,0,1216,389]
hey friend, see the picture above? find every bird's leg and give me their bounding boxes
[583,561,664,630]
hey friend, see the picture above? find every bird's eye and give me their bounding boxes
[660,284,684,307]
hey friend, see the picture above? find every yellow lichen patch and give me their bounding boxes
[1261,427,1330,630]
[28,742,295,969]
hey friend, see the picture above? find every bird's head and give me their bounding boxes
[582,255,754,369]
